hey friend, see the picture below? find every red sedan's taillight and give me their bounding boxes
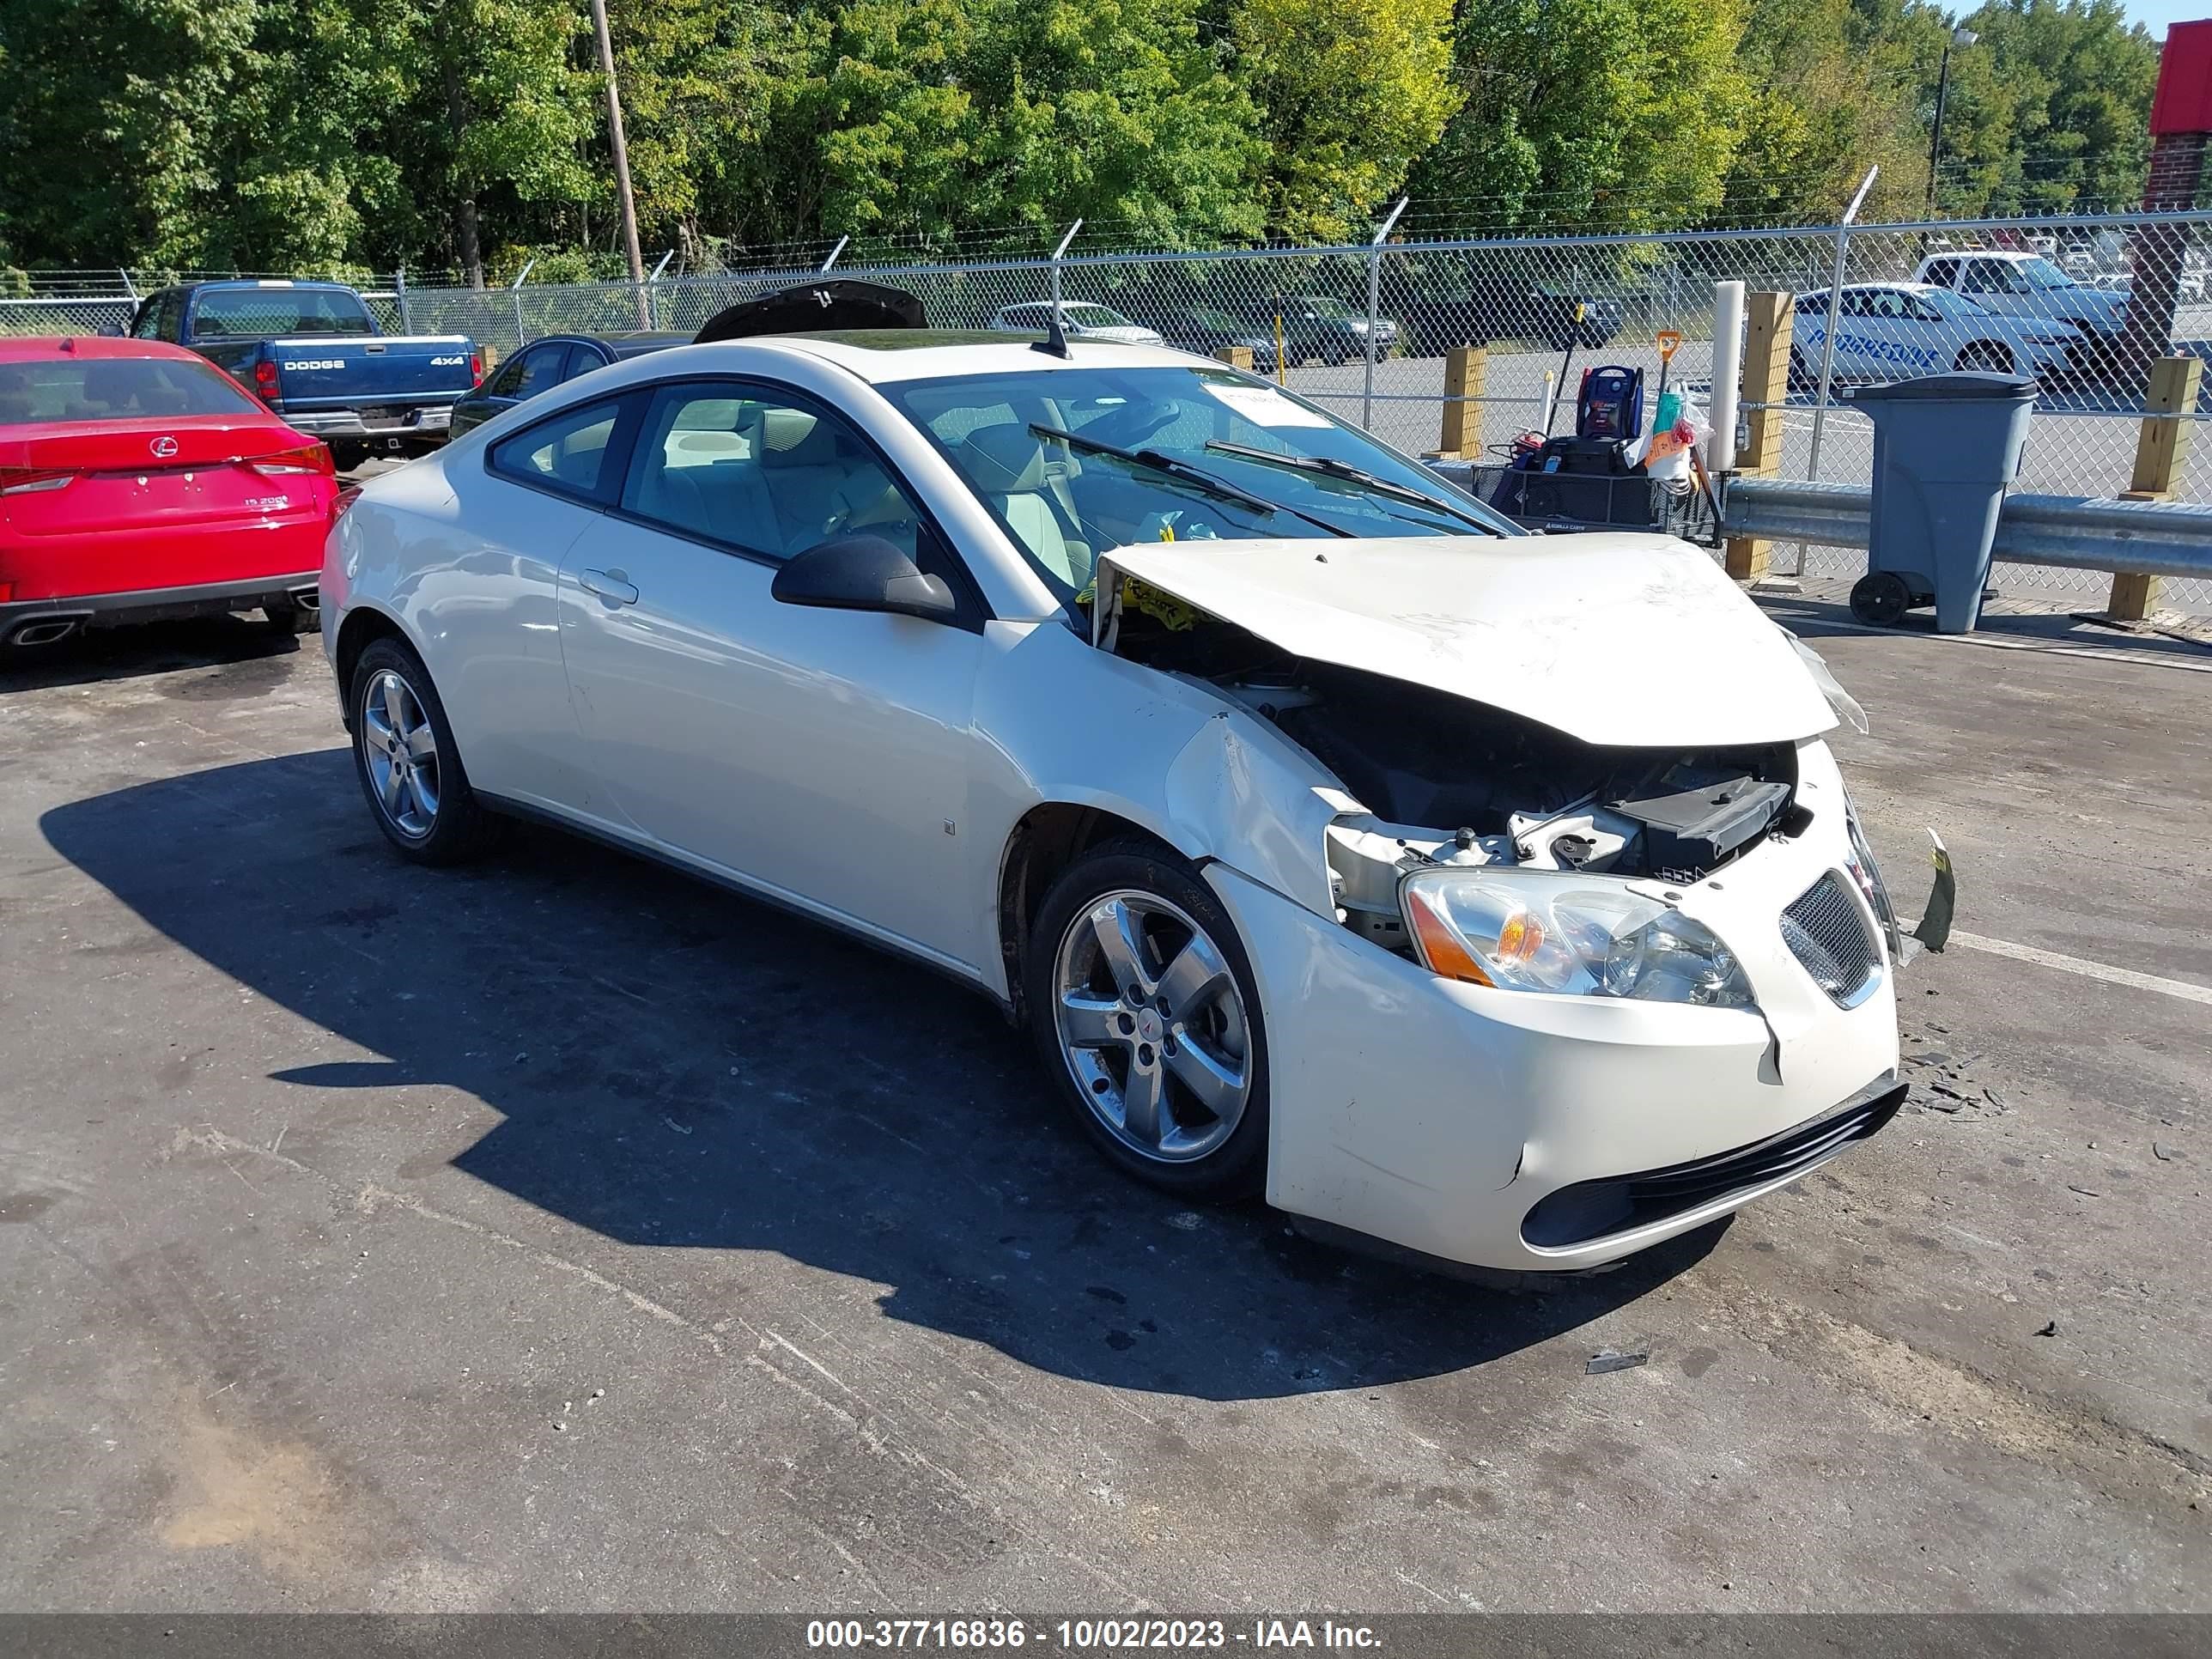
[251,441,337,477]
[0,467,76,496]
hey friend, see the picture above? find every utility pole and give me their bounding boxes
[589,0,647,319]
[1923,26,1978,220]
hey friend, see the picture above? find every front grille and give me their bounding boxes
[1781,871,1881,1006]
[1521,1081,1907,1249]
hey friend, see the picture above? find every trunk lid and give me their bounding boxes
[1096,532,1838,748]
[0,416,328,537]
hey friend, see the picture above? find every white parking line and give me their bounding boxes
[1951,929,2212,1006]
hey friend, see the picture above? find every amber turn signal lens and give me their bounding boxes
[1404,884,1493,987]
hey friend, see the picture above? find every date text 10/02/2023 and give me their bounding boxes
[805,1621,1383,1650]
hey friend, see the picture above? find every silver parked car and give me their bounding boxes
[990,302,1164,347]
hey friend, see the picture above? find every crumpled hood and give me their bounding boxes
[1097,532,1838,749]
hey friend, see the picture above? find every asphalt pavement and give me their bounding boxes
[0,599,2206,1612]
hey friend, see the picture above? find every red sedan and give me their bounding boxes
[0,337,338,647]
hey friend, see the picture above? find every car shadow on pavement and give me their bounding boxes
[0,615,307,696]
[43,747,1722,1401]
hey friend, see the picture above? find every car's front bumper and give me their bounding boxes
[1204,745,1903,1272]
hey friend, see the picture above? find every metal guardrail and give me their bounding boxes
[1721,476,2212,579]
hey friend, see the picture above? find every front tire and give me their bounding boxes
[1955,342,2015,374]
[1025,842,1269,1200]
[349,638,505,865]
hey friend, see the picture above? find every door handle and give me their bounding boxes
[578,568,638,605]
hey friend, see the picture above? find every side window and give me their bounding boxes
[1923,258,1959,288]
[1960,261,2001,294]
[507,345,568,402]
[620,381,926,564]
[489,398,627,501]
[1837,291,1870,318]
[130,295,165,339]
[553,344,597,383]
[483,352,531,398]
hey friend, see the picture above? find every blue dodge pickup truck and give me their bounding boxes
[125,280,480,468]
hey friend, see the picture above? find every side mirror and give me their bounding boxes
[770,533,958,623]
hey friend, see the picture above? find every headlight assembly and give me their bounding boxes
[1401,867,1757,1009]
[1842,797,1902,963]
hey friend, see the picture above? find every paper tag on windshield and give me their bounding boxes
[1202,382,1331,428]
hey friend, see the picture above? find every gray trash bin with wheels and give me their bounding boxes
[1843,372,2037,634]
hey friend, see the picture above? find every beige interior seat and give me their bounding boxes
[955,424,1091,586]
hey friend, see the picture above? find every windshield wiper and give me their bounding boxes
[1202,440,1500,534]
[1028,424,1353,538]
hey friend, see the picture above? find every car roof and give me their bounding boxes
[182,278,361,291]
[727,331,1212,382]
[528,331,690,356]
[0,336,206,363]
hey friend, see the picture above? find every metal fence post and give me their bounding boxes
[644,249,674,330]
[1808,166,1879,479]
[2106,354,2203,620]
[508,258,536,350]
[1049,221,1083,325]
[820,235,849,273]
[393,265,412,334]
[1364,197,1409,431]
[1726,292,1795,582]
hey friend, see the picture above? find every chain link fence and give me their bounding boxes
[8,212,2210,611]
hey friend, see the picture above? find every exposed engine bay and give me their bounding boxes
[1117,604,1802,955]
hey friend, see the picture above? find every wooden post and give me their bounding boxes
[1437,345,1486,458]
[1212,345,1254,372]
[2106,355,2202,621]
[1724,291,1793,582]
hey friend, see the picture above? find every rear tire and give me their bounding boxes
[329,441,369,474]
[1025,842,1270,1201]
[1955,342,2014,374]
[349,637,506,865]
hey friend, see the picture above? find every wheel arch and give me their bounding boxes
[332,602,411,730]
[994,800,1191,1022]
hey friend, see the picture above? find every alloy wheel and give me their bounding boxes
[360,667,441,840]
[1051,890,1252,1164]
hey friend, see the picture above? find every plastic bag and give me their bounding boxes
[1641,385,1707,483]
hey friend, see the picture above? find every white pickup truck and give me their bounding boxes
[1911,250,2127,372]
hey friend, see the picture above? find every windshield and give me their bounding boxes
[880,363,1514,601]
[193,287,376,338]
[0,356,263,423]
[2017,258,2078,291]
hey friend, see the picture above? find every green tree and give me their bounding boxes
[1227,0,1460,242]
[1926,0,2158,217]
[1407,0,1753,234]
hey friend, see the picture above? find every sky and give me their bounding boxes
[2126,0,2208,37]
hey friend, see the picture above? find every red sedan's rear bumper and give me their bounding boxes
[0,573,320,645]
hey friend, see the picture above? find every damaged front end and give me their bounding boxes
[1090,532,1943,988]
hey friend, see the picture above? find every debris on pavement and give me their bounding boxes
[1587,1348,1650,1375]
[2035,1321,2058,1337]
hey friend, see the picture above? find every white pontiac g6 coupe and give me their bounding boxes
[322,301,1911,1273]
